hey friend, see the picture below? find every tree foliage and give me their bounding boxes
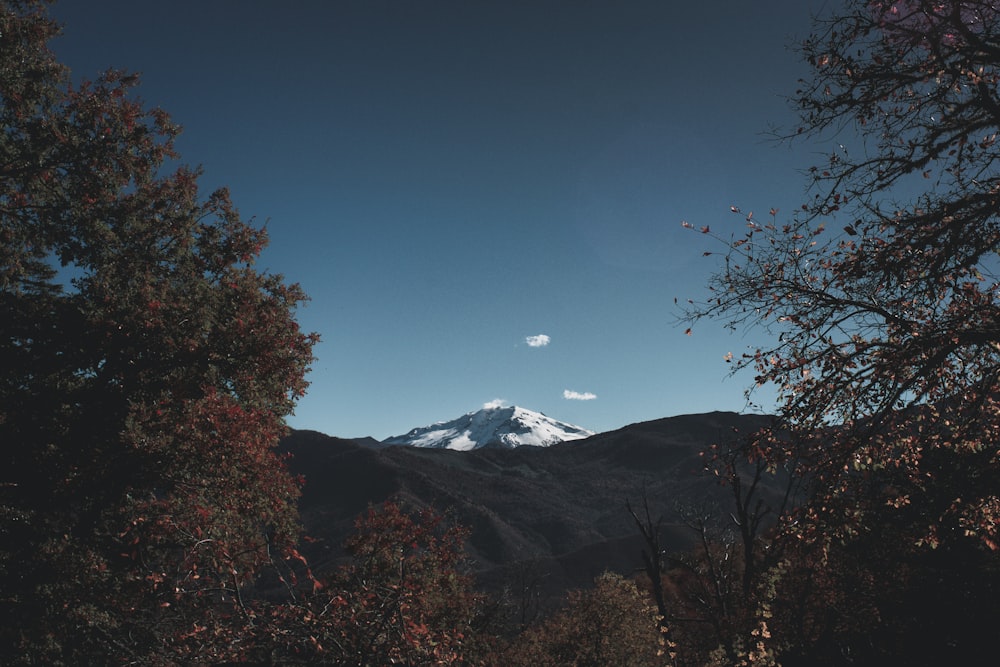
[0,1,316,661]
[258,500,488,665]
[683,0,1000,662]
[498,572,672,667]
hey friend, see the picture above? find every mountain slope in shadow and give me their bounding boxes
[281,411,778,601]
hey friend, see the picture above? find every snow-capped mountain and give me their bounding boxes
[381,405,594,451]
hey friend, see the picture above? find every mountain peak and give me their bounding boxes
[381,405,594,450]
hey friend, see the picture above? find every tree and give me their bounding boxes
[499,572,672,667]
[683,0,1000,661]
[261,500,487,665]
[626,495,671,635]
[0,1,317,661]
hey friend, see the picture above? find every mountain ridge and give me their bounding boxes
[282,410,783,606]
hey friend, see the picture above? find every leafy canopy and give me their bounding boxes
[686,0,1000,552]
[0,0,317,661]
[683,0,1000,662]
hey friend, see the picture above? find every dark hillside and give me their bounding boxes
[282,411,779,602]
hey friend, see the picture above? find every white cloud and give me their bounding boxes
[563,390,597,401]
[525,334,551,348]
[482,398,507,410]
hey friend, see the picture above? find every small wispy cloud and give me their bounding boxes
[483,398,507,410]
[525,334,551,348]
[563,390,597,401]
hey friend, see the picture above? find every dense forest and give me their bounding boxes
[3,0,1000,664]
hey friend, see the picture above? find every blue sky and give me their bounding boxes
[49,1,821,439]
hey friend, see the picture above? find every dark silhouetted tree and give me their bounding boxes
[683,0,1000,662]
[0,1,317,661]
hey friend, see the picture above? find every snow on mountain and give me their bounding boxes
[381,405,594,451]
